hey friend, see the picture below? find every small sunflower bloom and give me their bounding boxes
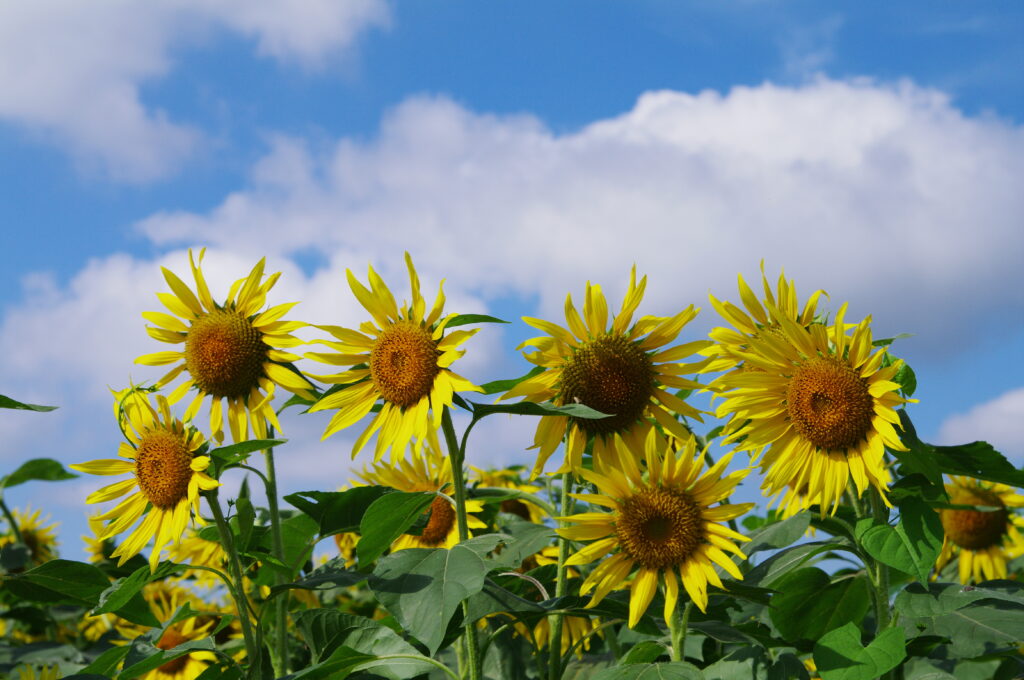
[0,507,59,566]
[355,430,487,550]
[167,527,230,588]
[71,388,219,571]
[502,267,710,477]
[711,301,910,515]
[470,465,547,523]
[136,248,314,443]
[14,666,60,680]
[935,476,1024,583]
[306,253,481,461]
[559,430,753,627]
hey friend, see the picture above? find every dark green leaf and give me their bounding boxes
[702,647,767,680]
[234,494,256,552]
[469,400,611,420]
[208,438,286,468]
[78,645,132,676]
[92,561,181,623]
[813,623,905,680]
[5,559,110,606]
[768,653,811,680]
[591,662,704,679]
[854,500,943,584]
[2,458,77,487]
[464,578,545,623]
[119,627,217,680]
[0,542,31,570]
[445,313,510,327]
[357,491,436,566]
[770,568,871,641]
[893,363,917,397]
[744,540,848,588]
[370,545,488,654]
[0,394,57,411]
[479,366,547,395]
[482,522,556,571]
[744,511,810,555]
[894,580,1024,619]
[269,556,365,595]
[285,486,390,537]
[621,641,668,665]
[287,645,375,680]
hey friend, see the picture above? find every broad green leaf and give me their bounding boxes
[744,540,848,587]
[2,458,77,487]
[293,609,435,679]
[922,602,1024,658]
[257,512,318,575]
[208,438,286,470]
[445,313,510,327]
[769,568,871,641]
[287,645,375,680]
[0,394,57,411]
[468,400,611,420]
[269,556,365,595]
[744,511,810,555]
[480,522,556,571]
[92,562,181,623]
[813,623,905,680]
[118,628,217,680]
[893,362,917,397]
[701,648,768,680]
[591,662,704,679]
[689,620,761,646]
[479,366,547,395]
[4,559,110,606]
[464,578,545,623]
[621,641,668,665]
[77,645,132,676]
[767,653,811,680]
[855,497,943,583]
[370,545,488,654]
[357,491,436,565]
[285,486,390,537]
[894,580,1024,619]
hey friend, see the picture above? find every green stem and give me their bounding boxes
[668,601,692,662]
[263,438,289,677]
[206,489,261,678]
[440,407,481,680]
[0,498,24,545]
[868,488,892,632]
[548,473,573,680]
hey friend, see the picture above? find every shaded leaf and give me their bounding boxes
[357,491,436,566]
[813,623,905,680]
[769,568,871,642]
[446,313,510,327]
[591,662,704,679]
[2,458,77,488]
[5,559,110,606]
[744,512,810,555]
[285,486,390,537]
[469,400,611,420]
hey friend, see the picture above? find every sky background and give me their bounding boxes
[1,0,1022,563]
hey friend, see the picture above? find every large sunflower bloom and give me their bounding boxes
[501,268,710,477]
[306,253,480,461]
[355,430,486,550]
[703,265,827,372]
[935,476,1024,583]
[711,304,910,514]
[559,430,753,627]
[71,388,219,570]
[136,249,314,443]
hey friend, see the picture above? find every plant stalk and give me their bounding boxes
[868,488,892,631]
[669,601,692,662]
[548,473,573,680]
[263,437,289,676]
[0,498,24,545]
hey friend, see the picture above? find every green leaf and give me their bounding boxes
[744,540,848,588]
[479,366,547,395]
[894,580,1024,619]
[469,400,611,420]
[813,623,905,680]
[78,645,132,676]
[591,662,705,679]
[702,648,768,680]
[481,522,556,571]
[208,438,286,470]
[767,653,811,680]
[744,511,810,555]
[769,568,871,641]
[118,619,217,680]
[855,497,944,583]
[92,562,180,623]
[370,545,488,654]
[621,641,668,665]
[0,394,57,411]
[269,555,365,595]
[258,512,318,575]
[445,313,510,327]
[357,491,436,566]
[4,559,111,606]
[293,609,435,679]
[893,363,917,397]
[464,578,545,623]
[287,645,375,680]
[285,486,390,537]
[2,458,77,487]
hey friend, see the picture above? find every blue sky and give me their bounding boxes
[1,1,1022,561]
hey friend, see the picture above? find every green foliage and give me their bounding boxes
[357,491,436,565]
[2,458,77,487]
[285,486,390,537]
[769,568,871,642]
[0,394,57,411]
[854,497,943,582]
[813,623,906,680]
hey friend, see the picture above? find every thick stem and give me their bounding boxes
[263,440,289,676]
[440,407,481,680]
[548,473,573,680]
[668,601,692,662]
[0,498,24,545]
[868,488,892,631]
[206,489,261,677]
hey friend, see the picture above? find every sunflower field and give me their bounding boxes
[1,251,1023,680]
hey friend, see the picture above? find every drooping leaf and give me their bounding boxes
[468,400,611,420]
[357,491,436,566]
[269,556,365,595]
[813,623,906,680]
[744,540,849,588]
[0,394,57,411]
[479,366,547,395]
[370,545,488,654]
[445,313,510,328]
[92,562,181,623]
[208,438,286,471]
[77,645,132,677]
[285,485,390,537]
[2,458,77,487]
[894,580,1024,619]
[4,559,111,606]
[481,522,556,571]
[769,568,871,642]
[744,511,810,555]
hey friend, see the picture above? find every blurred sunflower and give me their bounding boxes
[501,267,710,477]
[116,582,217,680]
[0,507,59,566]
[333,531,359,568]
[712,305,909,514]
[136,248,314,443]
[355,430,486,550]
[470,465,547,523]
[559,430,753,627]
[306,253,481,461]
[71,388,219,570]
[83,514,114,564]
[935,476,1024,583]
[13,666,60,680]
[167,527,229,588]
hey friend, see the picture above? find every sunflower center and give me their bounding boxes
[940,488,1009,551]
[156,627,190,673]
[786,357,873,451]
[560,334,655,435]
[615,488,704,570]
[500,499,532,520]
[185,309,267,399]
[135,429,193,510]
[370,321,441,409]
[420,496,455,546]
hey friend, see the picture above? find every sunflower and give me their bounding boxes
[354,430,487,550]
[13,666,60,680]
[136,248,314,444]
[935,476,1024,583]
[558,429,753,627]
[71,388,219,570]
[0,507,59,566]
[469,465,547,523]
[333,531,359,568]
[501,267,710,477]
[167,527,229,588]
[711,303,910,514]
[703,264,827,372]
[116,582,218,680]
[306,253,481,461]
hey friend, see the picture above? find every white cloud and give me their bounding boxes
[0,0,388,181]
[138,78,1024,354]
[938,388,1024,462]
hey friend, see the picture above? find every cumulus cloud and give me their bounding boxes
[938,388,1024,463]
[137,77,1024,355]
[0,0,388,181]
